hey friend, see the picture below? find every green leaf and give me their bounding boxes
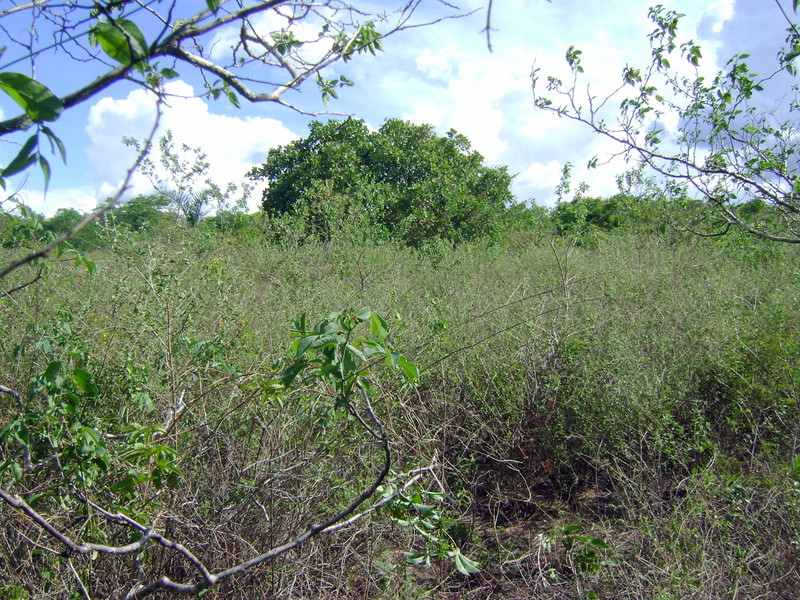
[344,343,366,362]
[160,67,179,79]
[44,360,62,383]
[91,19,148,71]
[63,392,81,413]
[310,334,345,349]
[451,550,480,575]
[79,256,97,275]
[0,73,63,122]
[295,335,317,357]
[205,0,221,13]
[73,368,99,396]
[2,135,38,177]
[226,90,240,108]
[39,155,51,191]
[397,356,419,385]
[404,552,430,566]
[41,125,66,163]
[412,502,437,518]
[589,537,609,549]
[369,312,389,340]
[11,461,23,483]
[281,360,305,385]
[0,422,15,443]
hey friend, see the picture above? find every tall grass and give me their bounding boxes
[1,224,798,598]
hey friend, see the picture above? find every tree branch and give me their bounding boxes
[0,99,163,281]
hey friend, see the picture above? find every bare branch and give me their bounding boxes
[0,384,23,412]
[0,1,468,136]
[0,98,163,280]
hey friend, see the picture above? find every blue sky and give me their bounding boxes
[0,0,793,215]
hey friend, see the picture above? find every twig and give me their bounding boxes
[2,263,44,297]
[68,558,92,600]
[0,384,23,412]
[0,98,164,281]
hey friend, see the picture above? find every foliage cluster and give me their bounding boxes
[248,118,514,247]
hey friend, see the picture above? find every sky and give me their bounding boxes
[0,0,795,216]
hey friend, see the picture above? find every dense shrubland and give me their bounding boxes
[2,1,800,597]
[2,197,799,598]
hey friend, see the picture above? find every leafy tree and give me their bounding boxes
[552,194,634,235]
[249,118,514,246]
[124,130,250,227]
[43,208,83,235]
[43,208,103,248]
[107,194,172,233]
[533,4,800,243]
[0,0,467,280]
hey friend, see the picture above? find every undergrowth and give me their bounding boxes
[1,225,799,598]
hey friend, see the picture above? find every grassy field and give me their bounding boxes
[1,222,799,599]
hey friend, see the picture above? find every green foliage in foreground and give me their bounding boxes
[1,220,799,598]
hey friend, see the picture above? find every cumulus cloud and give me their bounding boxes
[416,44,460,80]
[703,0,736,34]
[516,160,563,205]
[85,81,299,211]
[397,0,748,205]
[12,0,787,217]
[384,0,693,204]
[13,186,98,216]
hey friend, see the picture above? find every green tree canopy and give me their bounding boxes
[248,118,514,246]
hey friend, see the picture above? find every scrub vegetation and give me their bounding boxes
[2,1,800,599]
[2,189,799,599]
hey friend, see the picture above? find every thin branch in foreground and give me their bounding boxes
[0,384,24,412]
[0,97,164,282]
[2,263,44,297]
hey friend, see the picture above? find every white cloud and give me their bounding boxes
[13,186,98,216]
[705,0,735,33]
[403,52,528,163]
[516,160,563,205]
[209,9,334,69]
[416,44,460,80]
[391,0,689,201]
[85,81,299,211]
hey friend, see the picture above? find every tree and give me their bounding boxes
[107,193,172,232]
[0,0,469,278]
[124,130,249,227]
[532,4,800,243]
[248,118,514,246]
[43,207,104,248]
